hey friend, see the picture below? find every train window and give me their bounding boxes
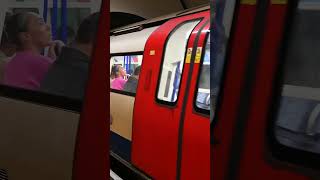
[0,1,101,107]
[110,54,143,94]
[274,0,320,154]
[195,34,210,113]
[156,20,200,104]
[209,0,235,123]
[48,8,91,44]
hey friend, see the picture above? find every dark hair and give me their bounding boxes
[111,64,120,78]
[58,26,75,41]
[75,12,100,44]
[1,12,13,46]
[6,12,31,47]
[133,66,141,76]
[111,64,125,78]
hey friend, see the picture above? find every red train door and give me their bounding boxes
[132,11,210,180]
[73,1,109,179]
[233,0,320,179]
[179,23,210,180]
[213,0,319,179]
[211,0,259,179]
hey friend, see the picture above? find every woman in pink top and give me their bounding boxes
[111,65,127,90]
[3,12,60,90]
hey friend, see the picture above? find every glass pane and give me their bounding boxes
[196,35,210,111]
[0,5,100,100]
[0,1,101,180]
[49,8,91,45]
[110,55,143,93]
[210,0,236,121]
[275,0,320,153]
[157,20,200,103]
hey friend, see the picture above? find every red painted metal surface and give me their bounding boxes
[132,11,209,180]
[180,24,210,180]
[73,0,109,180]
[238,3,308,180]
[212,4,257,180]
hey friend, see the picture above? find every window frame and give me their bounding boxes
[0,2,102,113]
[0,84,82,112]
[193,32,210,116]
[267,0,320,171]
[110,51,144,97]
[155,18,203,107]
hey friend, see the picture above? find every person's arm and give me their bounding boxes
[47,40,65,61]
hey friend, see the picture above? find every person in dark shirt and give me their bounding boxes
[40,12,100,100]
[123,65,141,93]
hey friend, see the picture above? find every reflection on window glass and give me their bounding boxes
[110,55,143,94]
[275,0,320,153]
[157,20,200,103]
[49,8,91,45]
[210,0,235,122]
[0,5,101,100]
[196,35,210,111]
[0,1,101,179]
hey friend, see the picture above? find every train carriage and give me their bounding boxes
[211,0,320,179]
[110,5,211,179]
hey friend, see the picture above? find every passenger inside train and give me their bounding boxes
[110,64,127,90]
[0,12,16,83]
[110,6,211,179]
[2,12,60,90]
[0,7,100,101]
[0,1,104,179]
[110,55,143,93]
[40,12,100,100]
[123,65,141,93]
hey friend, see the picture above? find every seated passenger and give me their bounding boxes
[3,12,58,90]
[110,64,117,84]
[123,65,140,93]
[0,12,16,82]
[40,13,100,100]
[111,64,127,90]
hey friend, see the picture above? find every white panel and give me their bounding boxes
[110,170,123,180]
[0,97,79,180]
[282,85,320,101]
[110,26,159,54]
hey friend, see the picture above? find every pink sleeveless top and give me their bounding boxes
[3,51,54,90]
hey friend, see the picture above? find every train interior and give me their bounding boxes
[275,0,320,155]
[0,1,101,179]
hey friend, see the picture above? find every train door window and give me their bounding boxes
[274,0,320,155]
[156,20,200,104]
[110,54,143,94]
[195,34,210,113]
